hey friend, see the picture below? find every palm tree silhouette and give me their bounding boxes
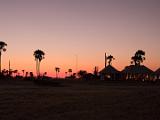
[68,69,72,76]
[43,72,47,76]
[131,50,145,66]
[0,41,7,73]
[25,72,28,77]
[14,70,18,77]
[55,67,60,78]
[22,70,25,77]
[65,72,68,77]
[33,49,45,77]
[106,55,115,65]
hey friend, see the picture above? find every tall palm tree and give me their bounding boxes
[55,67,60,78]
[106,55,115,65]
[131,50,145,66]
[0,41,7,73]
[33,49,45,77]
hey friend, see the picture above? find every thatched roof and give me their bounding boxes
[122,65,154,74]
[155,68,160,75]
[100,65,119,74]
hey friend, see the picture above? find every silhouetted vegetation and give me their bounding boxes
[55,67,60,78]
[33,49,45,77]
[106,55,115,65]
[22,70,25,77]
[77,70,95,80]
[77,70,87,78]
[131,50,145,66]
[68,69,72,76]
[93,66,99,78]
[0,41,158,82]
[0,41,7,73]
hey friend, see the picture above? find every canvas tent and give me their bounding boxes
[99,65,120,80]
[122,65,154,81]
[155,68,160,80]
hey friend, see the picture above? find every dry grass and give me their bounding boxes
[0,79,160,120]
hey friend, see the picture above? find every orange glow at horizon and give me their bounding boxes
[2,49,159,78]
[0,0,160,77]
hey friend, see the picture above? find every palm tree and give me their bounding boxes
[106,55,115,65]
[33,49,45,77]
[65,72,68,78]
[29,72,34,78]
[131,50,145,66]
[43,72,47,76]
[68,69,72,76]
[13,70,18,77]
[55,67,60,78]
[25,72,28,77]
[22,70,25,77]
[0,41,7,73]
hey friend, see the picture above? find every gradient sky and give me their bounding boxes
[0,0,160,77]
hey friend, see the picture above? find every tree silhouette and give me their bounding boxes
[106,55,115,65]
[43,72,47,76]
[77,70,87,78]
[72,73,76,79]
[33,49,45,77]
[13,70,18,77]
[22,70,25,77]
[94,66,98,76]
[131,50,145,66]
[25,72,28,77]
[65,72,68,77]
[30,72,34,78]
[68,69,72,76]
[0,41,7,73]
[55,67,60,78]
[2,69,8,76]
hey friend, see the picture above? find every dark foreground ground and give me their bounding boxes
[0,79,160,120]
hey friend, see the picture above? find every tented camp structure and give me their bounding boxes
[99,53,120,80]
[122,65,154,81]
[155,68,160,80]
[99,65,120,80]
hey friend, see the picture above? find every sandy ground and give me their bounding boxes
[0,80,160,120]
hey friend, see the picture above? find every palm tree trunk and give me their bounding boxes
[38,61,40,76]
[36,59,39,77]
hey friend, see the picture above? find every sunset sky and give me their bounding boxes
[0,0,160,77]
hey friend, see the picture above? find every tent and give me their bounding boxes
[155,68,160,75]
[99,65,120,80]
[122,65,154,80]
[155,68,160,79]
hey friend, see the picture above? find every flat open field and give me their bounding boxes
[0,79,160,120]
